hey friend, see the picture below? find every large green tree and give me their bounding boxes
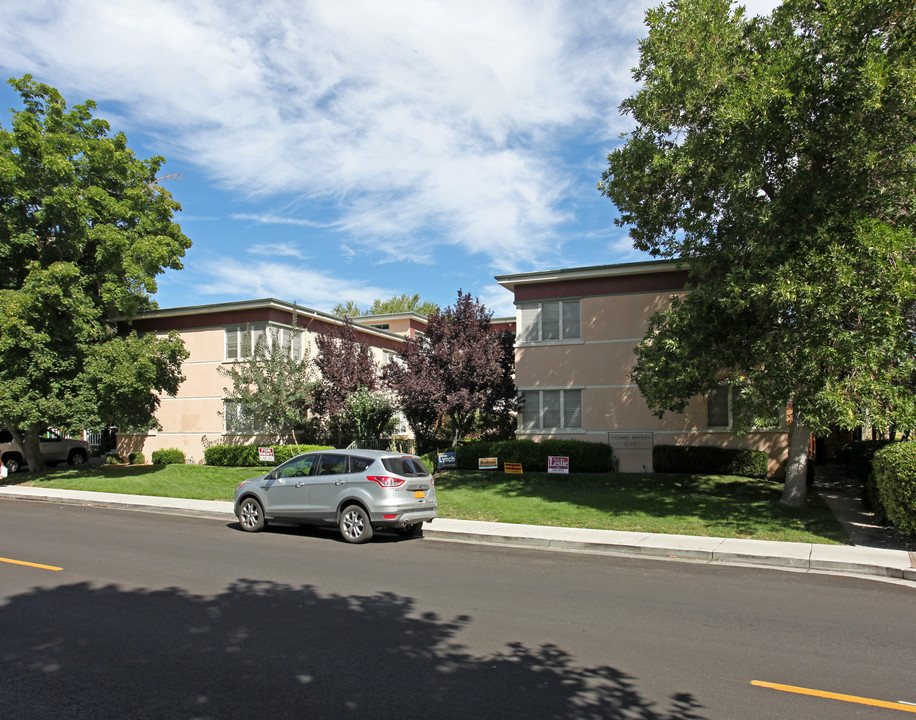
[332,294,438,318]
[0,76,192,471]
[599,0,916,505]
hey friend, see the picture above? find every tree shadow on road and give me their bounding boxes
[0,579,708,719]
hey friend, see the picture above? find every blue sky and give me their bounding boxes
[0,0,779,318]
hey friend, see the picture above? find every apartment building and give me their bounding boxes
[495,261,789,475]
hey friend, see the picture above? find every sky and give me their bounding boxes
[0,0,781,318]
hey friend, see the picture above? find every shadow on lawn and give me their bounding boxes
[0,579,707,720]
[438,471,845,541]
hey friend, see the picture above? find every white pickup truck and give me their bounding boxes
[0,428,90,473]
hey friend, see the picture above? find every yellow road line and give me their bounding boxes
[0,556,62,571]
[752,681,916,714]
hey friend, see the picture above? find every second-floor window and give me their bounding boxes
[225,325,301,360]
[519,300,580,343]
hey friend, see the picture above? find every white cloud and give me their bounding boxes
[197,258,392,312]
[0,0,784,294]
[245,242,308,260]
[0,0,658,271]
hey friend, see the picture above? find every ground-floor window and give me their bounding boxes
[223,400,260,433]
[519,389,582,431]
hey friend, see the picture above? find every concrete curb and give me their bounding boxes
[3,486,914,584]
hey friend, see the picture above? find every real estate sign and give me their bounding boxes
[258,447,274,463]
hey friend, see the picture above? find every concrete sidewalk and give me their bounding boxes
[1,484,913,584]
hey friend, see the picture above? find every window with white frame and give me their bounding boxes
[225,324,301,360]
[519,389,582,431]
[519,300,580,343]
[223,400,259,433]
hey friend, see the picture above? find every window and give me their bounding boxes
[278,455,316,478]
[707,386,731,428]
[519,300,580,343]
[225,324,301,360]
[223,400,259,433]
[519,389,582,431]
[316,454,348,475]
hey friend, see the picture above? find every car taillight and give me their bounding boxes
[366,475,406,487]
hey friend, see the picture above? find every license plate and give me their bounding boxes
[414,490,426,499]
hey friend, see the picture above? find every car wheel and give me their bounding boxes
[3,455,22,474]
[237,497,266,532]
[395,522,423,538]
[68,450,87,466]
[339,504,373,544]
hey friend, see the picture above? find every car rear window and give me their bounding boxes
[381,456,429,477]
[350,456,374,473]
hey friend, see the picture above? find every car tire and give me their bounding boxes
[395,522,423,538]
[68,450,87,466]
[339,504,373,544]
[237,497,266,532]
[3,455,22,474]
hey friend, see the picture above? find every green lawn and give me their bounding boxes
[4,464,847,544]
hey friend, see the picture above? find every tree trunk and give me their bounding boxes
[781,420,811,507]
[15,425,48,473]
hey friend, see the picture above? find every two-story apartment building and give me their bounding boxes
[496,260,789,475]
[118,300,422,462]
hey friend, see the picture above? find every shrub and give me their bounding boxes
[841,440,895,512]
[105,453,122,464]
[653,444,769,478]
[127,452,145,465]
[203,444,333,467]
[871,442,916,535]
[151,448,186,465]
[453,439,612,473]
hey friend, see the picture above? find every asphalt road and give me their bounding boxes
[1,499,914,720]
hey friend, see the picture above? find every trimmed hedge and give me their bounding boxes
[128,452,145,465]
[152,448,186,465]
[204,444,333,467]
[653,444,769,478]
[871,442,916,535]
[452,439,612,473]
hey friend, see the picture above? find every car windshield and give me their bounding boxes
[381,456,429,477]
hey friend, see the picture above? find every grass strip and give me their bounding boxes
[4,465,846,544]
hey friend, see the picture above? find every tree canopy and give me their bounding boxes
[332,294,438,318]
[385,291,517,449]
[218,327,315,446]
[0,76,192,470]
[599,0,916,505]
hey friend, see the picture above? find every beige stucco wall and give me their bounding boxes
[516,289,789,476]
[119,322,397,463]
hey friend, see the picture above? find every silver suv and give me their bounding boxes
[234,449,437,544]
[0,428,90,473]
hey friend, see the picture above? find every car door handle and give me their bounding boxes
[295,482,305,488]
[335,480,344,486]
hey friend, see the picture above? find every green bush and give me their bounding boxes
[127,452,145,465]
[653,444,769,478]
[453,439,612,473]
[841,440,895,512]
[871,442,916,535]
[151,448,186,465]
[203,444,333,467]
[105,453,122,464]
